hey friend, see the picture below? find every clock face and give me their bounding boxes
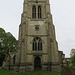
[38,21,44,26]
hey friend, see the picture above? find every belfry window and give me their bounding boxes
[33,37,42,51]
[38,6,42,18]
[32,6,36,18]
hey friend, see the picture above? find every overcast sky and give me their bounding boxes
[0,0,75,57]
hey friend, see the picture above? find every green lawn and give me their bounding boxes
[0,69,61,75]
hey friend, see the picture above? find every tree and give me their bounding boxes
[0,28,17,66]
[70,49,75,63]
[70,49,75,75]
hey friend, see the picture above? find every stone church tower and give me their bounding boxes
[14,0,60,72]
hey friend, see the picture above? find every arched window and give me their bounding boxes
[38,6,42,18]
[33,37,42,51]
[32,6,36,18]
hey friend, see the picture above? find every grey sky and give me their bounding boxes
[0,0,75,57]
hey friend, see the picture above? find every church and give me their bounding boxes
[2,0,65,72]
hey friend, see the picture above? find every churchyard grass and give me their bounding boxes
[0,68,61,75]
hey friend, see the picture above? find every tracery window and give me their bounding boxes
[33,37,42,51]
[38,6,42,18]
[32,6,36,18]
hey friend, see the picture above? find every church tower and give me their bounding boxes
[14,0,60,72]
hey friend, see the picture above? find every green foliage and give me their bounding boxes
[70,49,75,68]
[0,69,61,75]
[0,28,6,37]
[0,28,17,66]
[68,62,72,67]
[70,54,75,63]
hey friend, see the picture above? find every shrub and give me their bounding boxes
[61,66,72,75]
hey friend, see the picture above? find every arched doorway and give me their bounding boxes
[34,56,41,70]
